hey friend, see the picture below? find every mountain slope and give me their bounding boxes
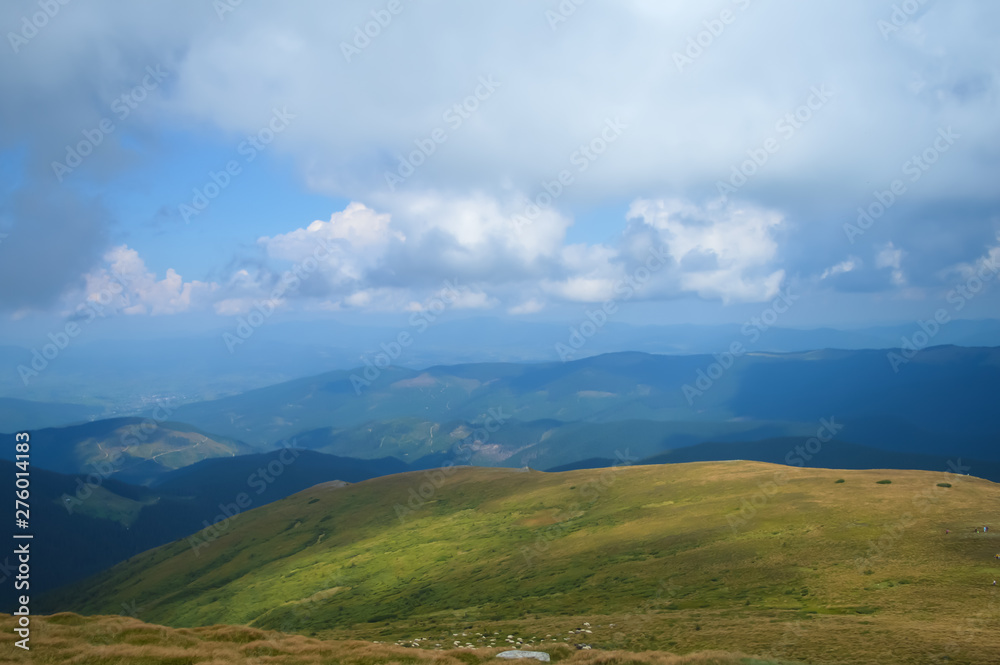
[0,459,167,594]
[44,462,1000,663]
[151,449,408,501]
[162,347,1000,463]
[294,417,808,469]
[0,418,256,484]
[1,450,409,595]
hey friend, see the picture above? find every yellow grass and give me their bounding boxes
[0,614,764,665]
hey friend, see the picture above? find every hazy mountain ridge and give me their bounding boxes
[4,319,999,421]
[0,417,257,485]
[160,346,1000,462]
[8,346,998,481]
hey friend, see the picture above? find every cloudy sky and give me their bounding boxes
[1,0,998,340]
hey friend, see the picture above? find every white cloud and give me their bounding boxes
[541,275,617,303]
[384,191,573,272]
[257,202,401,287]
[876,242,907,286]
[442,289,497,310]
[198,196,789,314]
[820,256,861,280]
[508,298,545,315]
[80,245,217,316]
[945,236,1000,282]
[4,1,999,319]
[405,284,497,312]
[264,202,403,255]
[141,1,997,210]
[7,2,983,209]
[625,198,786,303]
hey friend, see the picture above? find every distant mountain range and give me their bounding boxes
[6,344,999,601]
[158,346,1000,463]
[6,346,1000,476]
[3,318,999,416]
[0,417,255,485]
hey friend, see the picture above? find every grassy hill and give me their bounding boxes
[152,450,407,497]
[0,450,408,595]
[548,438,1000,483]
[0,418,256,484]
[45,461,1000,664]
[0,459,167,594]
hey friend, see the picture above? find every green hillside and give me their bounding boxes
[0,450,407,596]
[0,417,255,484]
[46,461,1000,664]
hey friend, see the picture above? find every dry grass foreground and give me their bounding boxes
[0,613,776,665]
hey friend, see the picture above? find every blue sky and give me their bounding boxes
[1,0,998,342]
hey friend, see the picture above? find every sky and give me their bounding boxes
[1,0,999,343]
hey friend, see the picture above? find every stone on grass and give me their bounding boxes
[496,649,550,662]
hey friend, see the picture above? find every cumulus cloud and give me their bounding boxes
[78,245,217,316]
[258,202,402,288]
[2,1,998,320]
[944,236,1000,283]
[624,199,786,303]
[136,196,788,314]
[876,242,907,286]
[508,298,545,315]
[264,202,402,255]
[820,257,861,280]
